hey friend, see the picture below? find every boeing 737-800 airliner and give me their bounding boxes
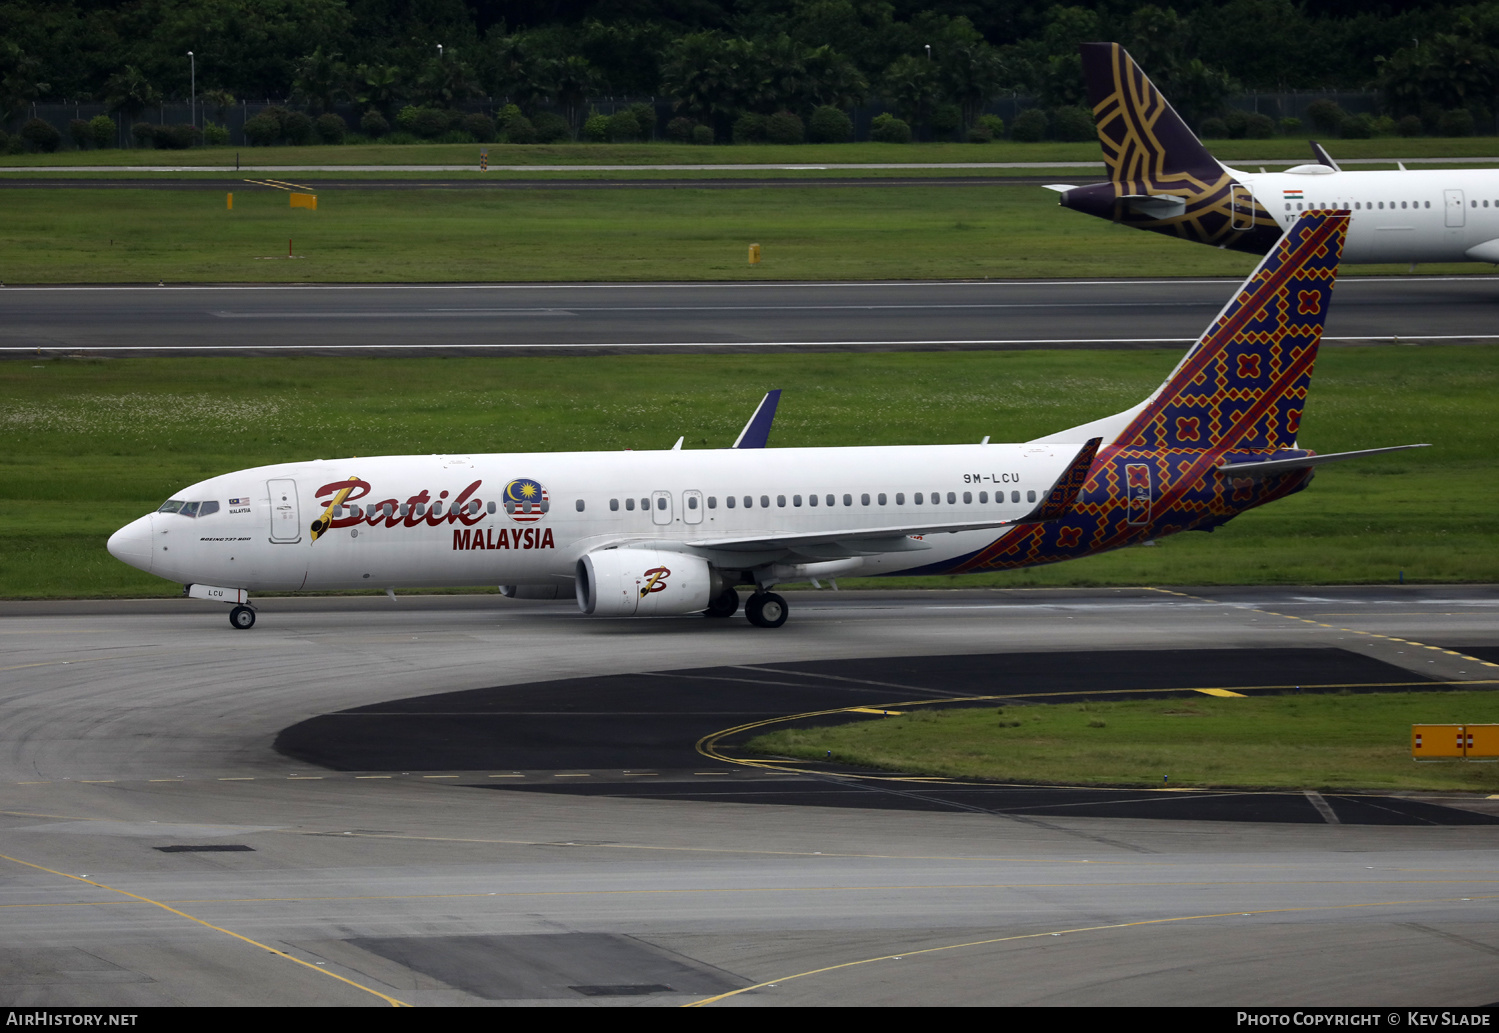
[1050,43,1499,266]
[107,211,1423,629]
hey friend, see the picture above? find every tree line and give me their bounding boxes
[3,0,1497,142]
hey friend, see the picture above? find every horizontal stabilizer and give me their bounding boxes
[1217,443,1429,478]
[1041,183,1077,193]
[733,389,781,449]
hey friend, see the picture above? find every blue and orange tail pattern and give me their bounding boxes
[935,211,1349,577]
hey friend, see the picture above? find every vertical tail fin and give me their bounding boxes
[1082,42,1218,183]
[1114,210,1349,455]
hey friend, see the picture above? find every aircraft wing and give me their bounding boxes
[684,438,1101,555]
[1217,443,1429,478]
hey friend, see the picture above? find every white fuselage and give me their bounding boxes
[108,444,1076,593]
[1236,164,1499,263]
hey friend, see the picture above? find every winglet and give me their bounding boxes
[1309,141,1341,172]
[732,389,781,449]
[1018,438,1101,523]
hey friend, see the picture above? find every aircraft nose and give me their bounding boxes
[107,514,154,573]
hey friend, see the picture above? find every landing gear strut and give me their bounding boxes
[704,587,740,618]
[229,605,256,630]
[745,591,788,628]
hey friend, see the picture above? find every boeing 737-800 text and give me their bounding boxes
[107,211,1423,628]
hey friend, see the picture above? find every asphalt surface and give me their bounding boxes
[4,277,1498,356]
[2,585,1497,1006]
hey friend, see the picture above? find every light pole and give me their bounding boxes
[437,43,443,59]
[188,51,195,128]
[924,44,931,61]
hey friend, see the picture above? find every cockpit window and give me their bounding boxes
[158,499,220,517]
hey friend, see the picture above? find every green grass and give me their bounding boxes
[6,137,1499,168]
[746,692,1499,791]
[1,347,1494,598]
[0,185,1490,284]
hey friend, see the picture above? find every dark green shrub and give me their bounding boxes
[243,113,279,145]
[1224,109,1250,138]
[69,118,92,149]
[733,112,767,143]
[283,111,315,145]
[1305,100,1346,134]
[766,111,804,144]
[1011,108,1046,142]
[532,111,569,142]
[3,132,21,155]
[1051,106,1095,142]
[1280,117,1303,135]
[666,116,696,142]
[1396,114,1423,137]
[1245,113,1275,139]
[966,123,993,142]
[0,130,8,153]
[203,121,231,145]
[1438,109,1474,137]
[932,103,961,139]
[1339,113,1375,139]
[582,112,609,141]
[978,114,1004,138]
[151,124,198,149]
[414,108,449,138]
[315,113,346,144]
[1199,117,1229,139]
[629,103,657,140]
[1373,115,1397,136]
[691,124,713,145]
[89,114,115,148]
[808,105,852,143]
[131,121,156,147]
[461,113,495,143]
[869,112,911,143]
[504,114,537,143]
[607,110,640,142]
[360,109,389,137]
[21,118,61,152]
[263,106,291,134]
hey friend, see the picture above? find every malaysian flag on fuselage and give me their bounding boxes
[504,478,549,521]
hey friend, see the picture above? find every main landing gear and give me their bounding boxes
[704,587,740,619]
[229,604,256,630]
[745,591,788,629]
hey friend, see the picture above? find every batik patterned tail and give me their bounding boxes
[937,211,1348,577]
[1082,41,1219,184]
[1115,209,1348,454]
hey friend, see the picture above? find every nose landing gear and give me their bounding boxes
[745,591,788,628]
[229,605,256,630]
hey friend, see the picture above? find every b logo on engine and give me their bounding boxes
[640,567,671,597]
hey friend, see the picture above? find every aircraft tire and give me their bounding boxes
[704,587,739,618]
[745,592,788,628]
[229,605,256,630]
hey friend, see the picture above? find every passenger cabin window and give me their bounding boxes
[914,493,923,504]
[878,493,887,505]
[1011,490,1020,503]
[656,497,667,511]
[777,495,786,507]
[625,497,635,511]
[843,494,852,506]
[979,491,988,503]
[809,494,818,507]
[575,499,585,512]
[760,495,770,508]
[726,496,736,508]
[610,498,619,511]
[793,495,802,507]
[861,493,870,506]
[896,493,905,505]
[947,492,956,505]
[487,501,497,514]
[708,497,717,509]
[1027,490,1037,503]
[963,492,972,504]
[687,496,698,510]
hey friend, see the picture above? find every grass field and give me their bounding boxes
[745,692,1499,791]
[0,184,1488,284]
[7,137,1499,168]
[1,347,1493,598]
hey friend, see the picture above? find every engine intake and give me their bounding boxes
[576,548,713,616]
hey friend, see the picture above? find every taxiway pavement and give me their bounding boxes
[1,586,1496,1006]
[3,277,1498,356]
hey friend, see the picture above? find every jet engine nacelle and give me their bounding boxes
[576,548,713,617]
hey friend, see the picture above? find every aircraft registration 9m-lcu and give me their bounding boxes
[107,211,1424,629]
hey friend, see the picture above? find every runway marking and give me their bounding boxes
[683,891,1499,1006]
[0,850,411,1007]
[1143,588,1499,671]
[5,879,1496,911]
[1193,689,1246,698]
[849,707,906,714]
